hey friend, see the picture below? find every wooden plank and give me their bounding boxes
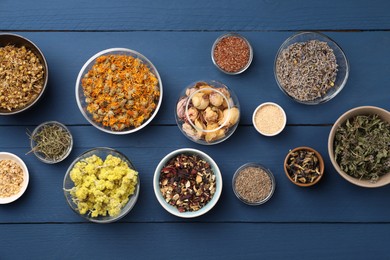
[1,125,389,223]
[0,32,389,127]
[1,0,390,31]
[1,223,389,259]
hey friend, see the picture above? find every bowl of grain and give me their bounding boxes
[252,102,286,136]
[232,163,275,205]
[211,33,253,75]
[75,48,163,134]
[274,31,349,105]
[0,152,29,204]
[0,33,48,115]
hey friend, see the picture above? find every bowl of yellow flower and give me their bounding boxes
[63,147,139,223]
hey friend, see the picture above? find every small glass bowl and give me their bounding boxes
[30,121,73,164]
[175,80,240,145]
[0,33,48,115]
[63,147,140,223]
[75,48,163,134]
[0,152,29,204]
[211,33,253,75]
[232,163,276,206]
[274,31,349,105]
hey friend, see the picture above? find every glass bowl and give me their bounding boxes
[153,148,222,218]
[0,152,29,204]
[29,121,73,164]
[175,80,240,145]
[211,33,253,75]
[75,48,163,134]
[63,147,140,223]
[0,33,48,115]
[274,31,349,105]
[232,163,276,205]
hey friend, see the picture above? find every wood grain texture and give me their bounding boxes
[1,126,389,223]
[0,32,389,126]
[1,0,390,31]
[1,223,389,259]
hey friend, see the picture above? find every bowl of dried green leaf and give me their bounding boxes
[328,106,390,188]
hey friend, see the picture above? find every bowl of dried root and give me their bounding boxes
[274,31,349,105]
[0,33,48,115]
[284,147,324,187]
[153,148,222,218]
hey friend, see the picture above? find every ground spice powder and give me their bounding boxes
[234,166,272,203]
[0,159,24,198]
[213,35,250,73]
[255,104,285,135]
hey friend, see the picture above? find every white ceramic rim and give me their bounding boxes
[153,148,223,218]
[30,121,73,164]
[211,32,253,75]
[75,47,163,135]
[0,152,29,204]
[252,102,287,136]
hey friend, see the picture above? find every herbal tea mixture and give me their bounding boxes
[334,114,390,182]
[0,159,24,198]
[0,45,45,111]
[285,149,322,184]
[276,40,338,102]
[159,153,216,212]
[81,54,160,131]
[67,154,138,217]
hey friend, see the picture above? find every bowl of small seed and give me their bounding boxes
[28,121,73,164]
[232,163,275,206]
[328,106,390,188]
[153,148,222,218]
[0,33,48,115]
[274,31,349,105]
[75,48,162,134]
[284,147,324,187]
[211,33,253,75]
[0,152,29,204]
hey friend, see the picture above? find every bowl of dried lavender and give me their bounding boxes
[0,33,48,115]
[153,148,222,218]
[328,106,390,188]
[284,147,325,187]
[274,31,349,105]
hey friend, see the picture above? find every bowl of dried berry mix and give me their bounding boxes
[0,152,29,204]
[274,31,349,105]
[0,33,48,115]
[75,48,163,134]
[211,33,253,75]
[232,163,275,205]
[153,148,222,218]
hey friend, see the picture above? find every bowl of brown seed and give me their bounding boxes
[0,33,48,115]
[153,148,222,218]
[28,121,73,164]
[284,146,324,187]
[232,163,276,205]
[274,31,349,105]
[0,152,29,204]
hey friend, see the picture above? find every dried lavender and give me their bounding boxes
[276,40,338,101]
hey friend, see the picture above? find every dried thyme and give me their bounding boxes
[334,114,390,182]
[0,45,45,111]
[276,40,338,101]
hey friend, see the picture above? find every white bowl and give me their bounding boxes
[153,148,222,218]
[0,152,29,204]
[252,102,287,136]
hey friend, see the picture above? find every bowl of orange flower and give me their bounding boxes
[75,48,163,134]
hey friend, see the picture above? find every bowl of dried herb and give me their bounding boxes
[0,33,48,115]
[328,106,390,188]
[153,148,222,218]
[274,31,349,105]
[284,147,325,187]
[75,48,162,134]
[28,121,73,164]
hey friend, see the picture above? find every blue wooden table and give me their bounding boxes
[1,1,390,259]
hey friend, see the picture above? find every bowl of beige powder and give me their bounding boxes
[252,102,286,136]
